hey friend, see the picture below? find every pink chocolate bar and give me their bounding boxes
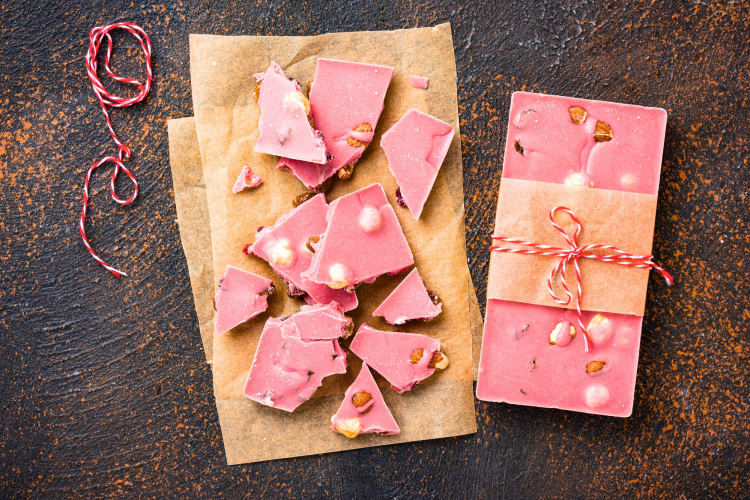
[253,61,327,164]
[381,109,454,219]
[214,265,274,335]
[232,165,263,193]
[372,268,442,325]
[476,91,668,417]
[349,323,448,394]
[248,194,357,311]
[331,363,400,438]
[303,184,413,290]
[277,58,394,189]
[244,303,351,412]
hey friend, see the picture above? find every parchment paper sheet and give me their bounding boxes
[488,178,657,316]
[167,116,483,367]
[188,24,477,464]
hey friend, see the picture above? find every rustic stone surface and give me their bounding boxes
[0,1,748,497]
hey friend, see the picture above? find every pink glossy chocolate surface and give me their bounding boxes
[349,323,441,394]
[303,184,413,289]
[408,75,429,89]
[249,194,357,311]
[232,165,263,193]
[372,268,442,324]
[331,363,400,437]
[253,61,327,164]
[476,92,667,417]
[381,109,455,219]
[243,304,349,412]
[214,265,273,335]
[278,58,394,189]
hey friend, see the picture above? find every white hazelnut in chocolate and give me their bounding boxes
[587,313,613,345]
[269,239,295,267]
[358,205,382,232]
[584,384,610,408]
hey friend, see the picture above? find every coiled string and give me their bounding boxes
[79,23,153,278]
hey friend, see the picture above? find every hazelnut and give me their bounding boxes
[358,205,382,232]
[549,321,576,347]
[333,417,360,438]
[568,106,587,124]
[347,123,374,148]
[584,384,610,408]
[586,360,606,374]
[564,172,593,188]
[269,239,294,267]
[410,348,424,364]
[292,191,317,207]
[429,351,449,370]
[594,120,613,142]
[337,164,354,179]
[328,263,352,289]
[305,235,320,254]
[586,314,613,345]
[352,391,372,408]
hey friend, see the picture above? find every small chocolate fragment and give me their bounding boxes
[594,121,613,142]
[395,187,407,208]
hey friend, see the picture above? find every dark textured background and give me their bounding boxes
[1,0,748,498]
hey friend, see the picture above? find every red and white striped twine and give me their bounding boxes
[490,206,673,351]
[79,22,153,279]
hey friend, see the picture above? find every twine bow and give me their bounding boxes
[490,206,673,351]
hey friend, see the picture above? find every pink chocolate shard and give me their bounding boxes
[277,58,395,189]
[380,109,455,219]
[253,61,327,164]
[349,323,443,394]
[372,268,442,325]
[476,92,668,417]
[408,75,429,89]
[214,265,274,335]
[331,363,400,438]
[244,303,350,412]
[303,184,413,290]
[232,165,263,193]
[248,194,357,311]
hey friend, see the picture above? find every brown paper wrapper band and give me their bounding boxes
[487,178,669,317]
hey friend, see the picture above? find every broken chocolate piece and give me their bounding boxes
[331,363,400,437]
[372,268,442,325]
[214,265,274,335]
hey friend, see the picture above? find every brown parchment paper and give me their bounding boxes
[189,24,477,465]
[167,115,484,367]
[488,178,658,316]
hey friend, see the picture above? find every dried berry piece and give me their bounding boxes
[594,120,613,142]
[428,351,449,369]
[586,360,606,374]
[351,391,372,408]
[514,140,524,155]
[410,348,424,364]
[337,164,354,179]
[347,123,374,148]
[305,235,320,253]
[395,187,407,208]
[292,191,317,207]
[568,106,587,124]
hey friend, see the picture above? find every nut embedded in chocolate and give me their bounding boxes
[305,235,321,253]
[586,360,606,374]
[410,348,424,364]
[351,391,372,408]
[568,106,587,124]
[426,289,441,306]
[514,139,524,155]
[347,123,374,148]
[337,164,354,179]
[428,351,449,369]
[594,120,613,142]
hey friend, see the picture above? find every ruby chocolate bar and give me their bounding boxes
[331,363,400,438]
[248,193,357,311]
[476,91,668,417]
[253,61,327,164]
[244,303,351,412]
[303,183,413,290]
[278,58,394,189]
